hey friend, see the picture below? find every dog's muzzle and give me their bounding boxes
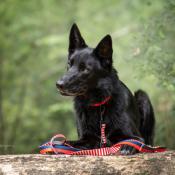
[56,80,64,90]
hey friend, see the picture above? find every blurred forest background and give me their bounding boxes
[0,0,175,154]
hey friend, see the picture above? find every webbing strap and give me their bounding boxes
[39,134,166,156]
[101,123,106,147]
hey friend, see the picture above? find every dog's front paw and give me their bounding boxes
[120,145,138,155]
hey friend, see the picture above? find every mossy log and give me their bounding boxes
[0,151,174,175]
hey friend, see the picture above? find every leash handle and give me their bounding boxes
[50,134,66,154]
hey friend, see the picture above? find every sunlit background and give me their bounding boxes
[0,0,175,154]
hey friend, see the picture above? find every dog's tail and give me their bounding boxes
[134,90,155,145]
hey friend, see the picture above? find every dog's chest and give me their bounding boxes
[79,107,116,135]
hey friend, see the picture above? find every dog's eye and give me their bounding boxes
[79,63,86,71]
[67,59,74,69]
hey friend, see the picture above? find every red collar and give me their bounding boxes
[90,96,111,107]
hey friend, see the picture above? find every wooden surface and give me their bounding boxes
[0,151,174,175]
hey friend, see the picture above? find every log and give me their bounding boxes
[0,151,174,175]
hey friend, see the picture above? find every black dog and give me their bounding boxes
[56,23,155,155]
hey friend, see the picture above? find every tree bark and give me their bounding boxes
[0,151,174,175]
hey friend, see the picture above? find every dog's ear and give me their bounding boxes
[69,23,87,54]
[94,35,113,59]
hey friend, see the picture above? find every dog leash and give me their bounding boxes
[90,96,111,147]
[39,134,166,155]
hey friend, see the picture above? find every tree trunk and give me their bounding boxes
[0,57,4,149]
[0,151,174,175]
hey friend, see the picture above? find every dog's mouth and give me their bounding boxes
[56,80,88,96]
[57,88,87,96]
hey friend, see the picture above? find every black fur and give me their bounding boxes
[56,23,155,155]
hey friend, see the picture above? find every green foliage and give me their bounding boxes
[135,1,175,90]
[133,0,175,148]
[0,0,174,153]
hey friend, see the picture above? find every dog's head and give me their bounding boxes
[56,23,113,96]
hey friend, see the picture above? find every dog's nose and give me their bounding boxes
[56,80,64,90]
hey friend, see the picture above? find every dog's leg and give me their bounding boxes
[120,135,145,155]
[66,139,90,149]
[120,145,138,155]
[135,90,155,145]
[109,129,144,155]
[66,136,100,149]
